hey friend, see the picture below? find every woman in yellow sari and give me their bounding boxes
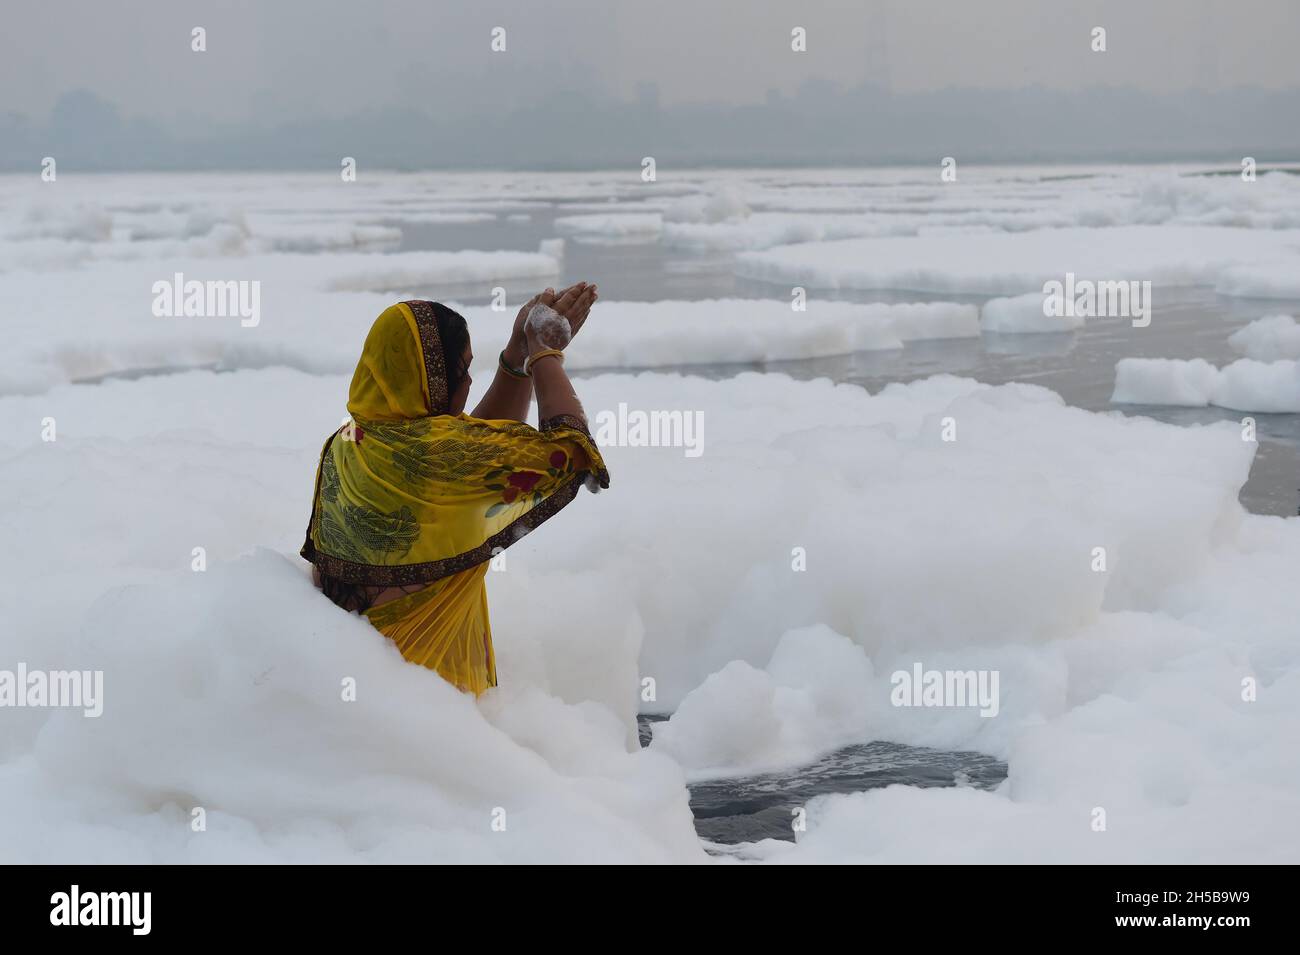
[301,284,607,695]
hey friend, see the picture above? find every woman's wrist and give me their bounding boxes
[499,348,529,379]
[503,334,528,370]
[524,348,564,375]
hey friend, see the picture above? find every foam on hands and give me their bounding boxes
[525,302,572,350]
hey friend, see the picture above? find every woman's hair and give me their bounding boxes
[319,574,375,613]
[432,302,470,398]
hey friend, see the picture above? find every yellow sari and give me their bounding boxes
[301,300,609,695]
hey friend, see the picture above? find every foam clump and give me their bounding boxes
[524,302,572,350]
[982,292,1084,334]
[1113,356,1300,412]
[1228,314,1300,360]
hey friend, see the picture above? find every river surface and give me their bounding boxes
[405,207,1298,846]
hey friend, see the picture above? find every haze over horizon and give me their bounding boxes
[3,0,1299,170]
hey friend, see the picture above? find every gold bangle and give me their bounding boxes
[525,348,565,374]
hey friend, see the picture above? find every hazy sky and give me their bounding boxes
[4,0,1299,129]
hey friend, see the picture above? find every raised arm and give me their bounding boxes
[523,284,598,430]
[471,294,539,422]
[530,345,588,429]
[471,283,597,422]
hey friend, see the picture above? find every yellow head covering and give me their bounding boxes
[301,301,608,587]
[347,299,450,420]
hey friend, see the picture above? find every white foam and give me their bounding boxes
[663,184,751,225]
[326,249,560,293]
[462,299,979,371]
[1228,314,1300,360]
[4,367,1298,863]
[735,225,1300,298]
[553,213,662,240]
[3,366,1299,862]
[6,164,1300,862]
[524,303,572,349]
[650,625,877,778]
[0,278,979,395]
[1216,263,1300,300]
[981,293,1084,334]
[1112,358,1222,407]
[1113,356,1300,412]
